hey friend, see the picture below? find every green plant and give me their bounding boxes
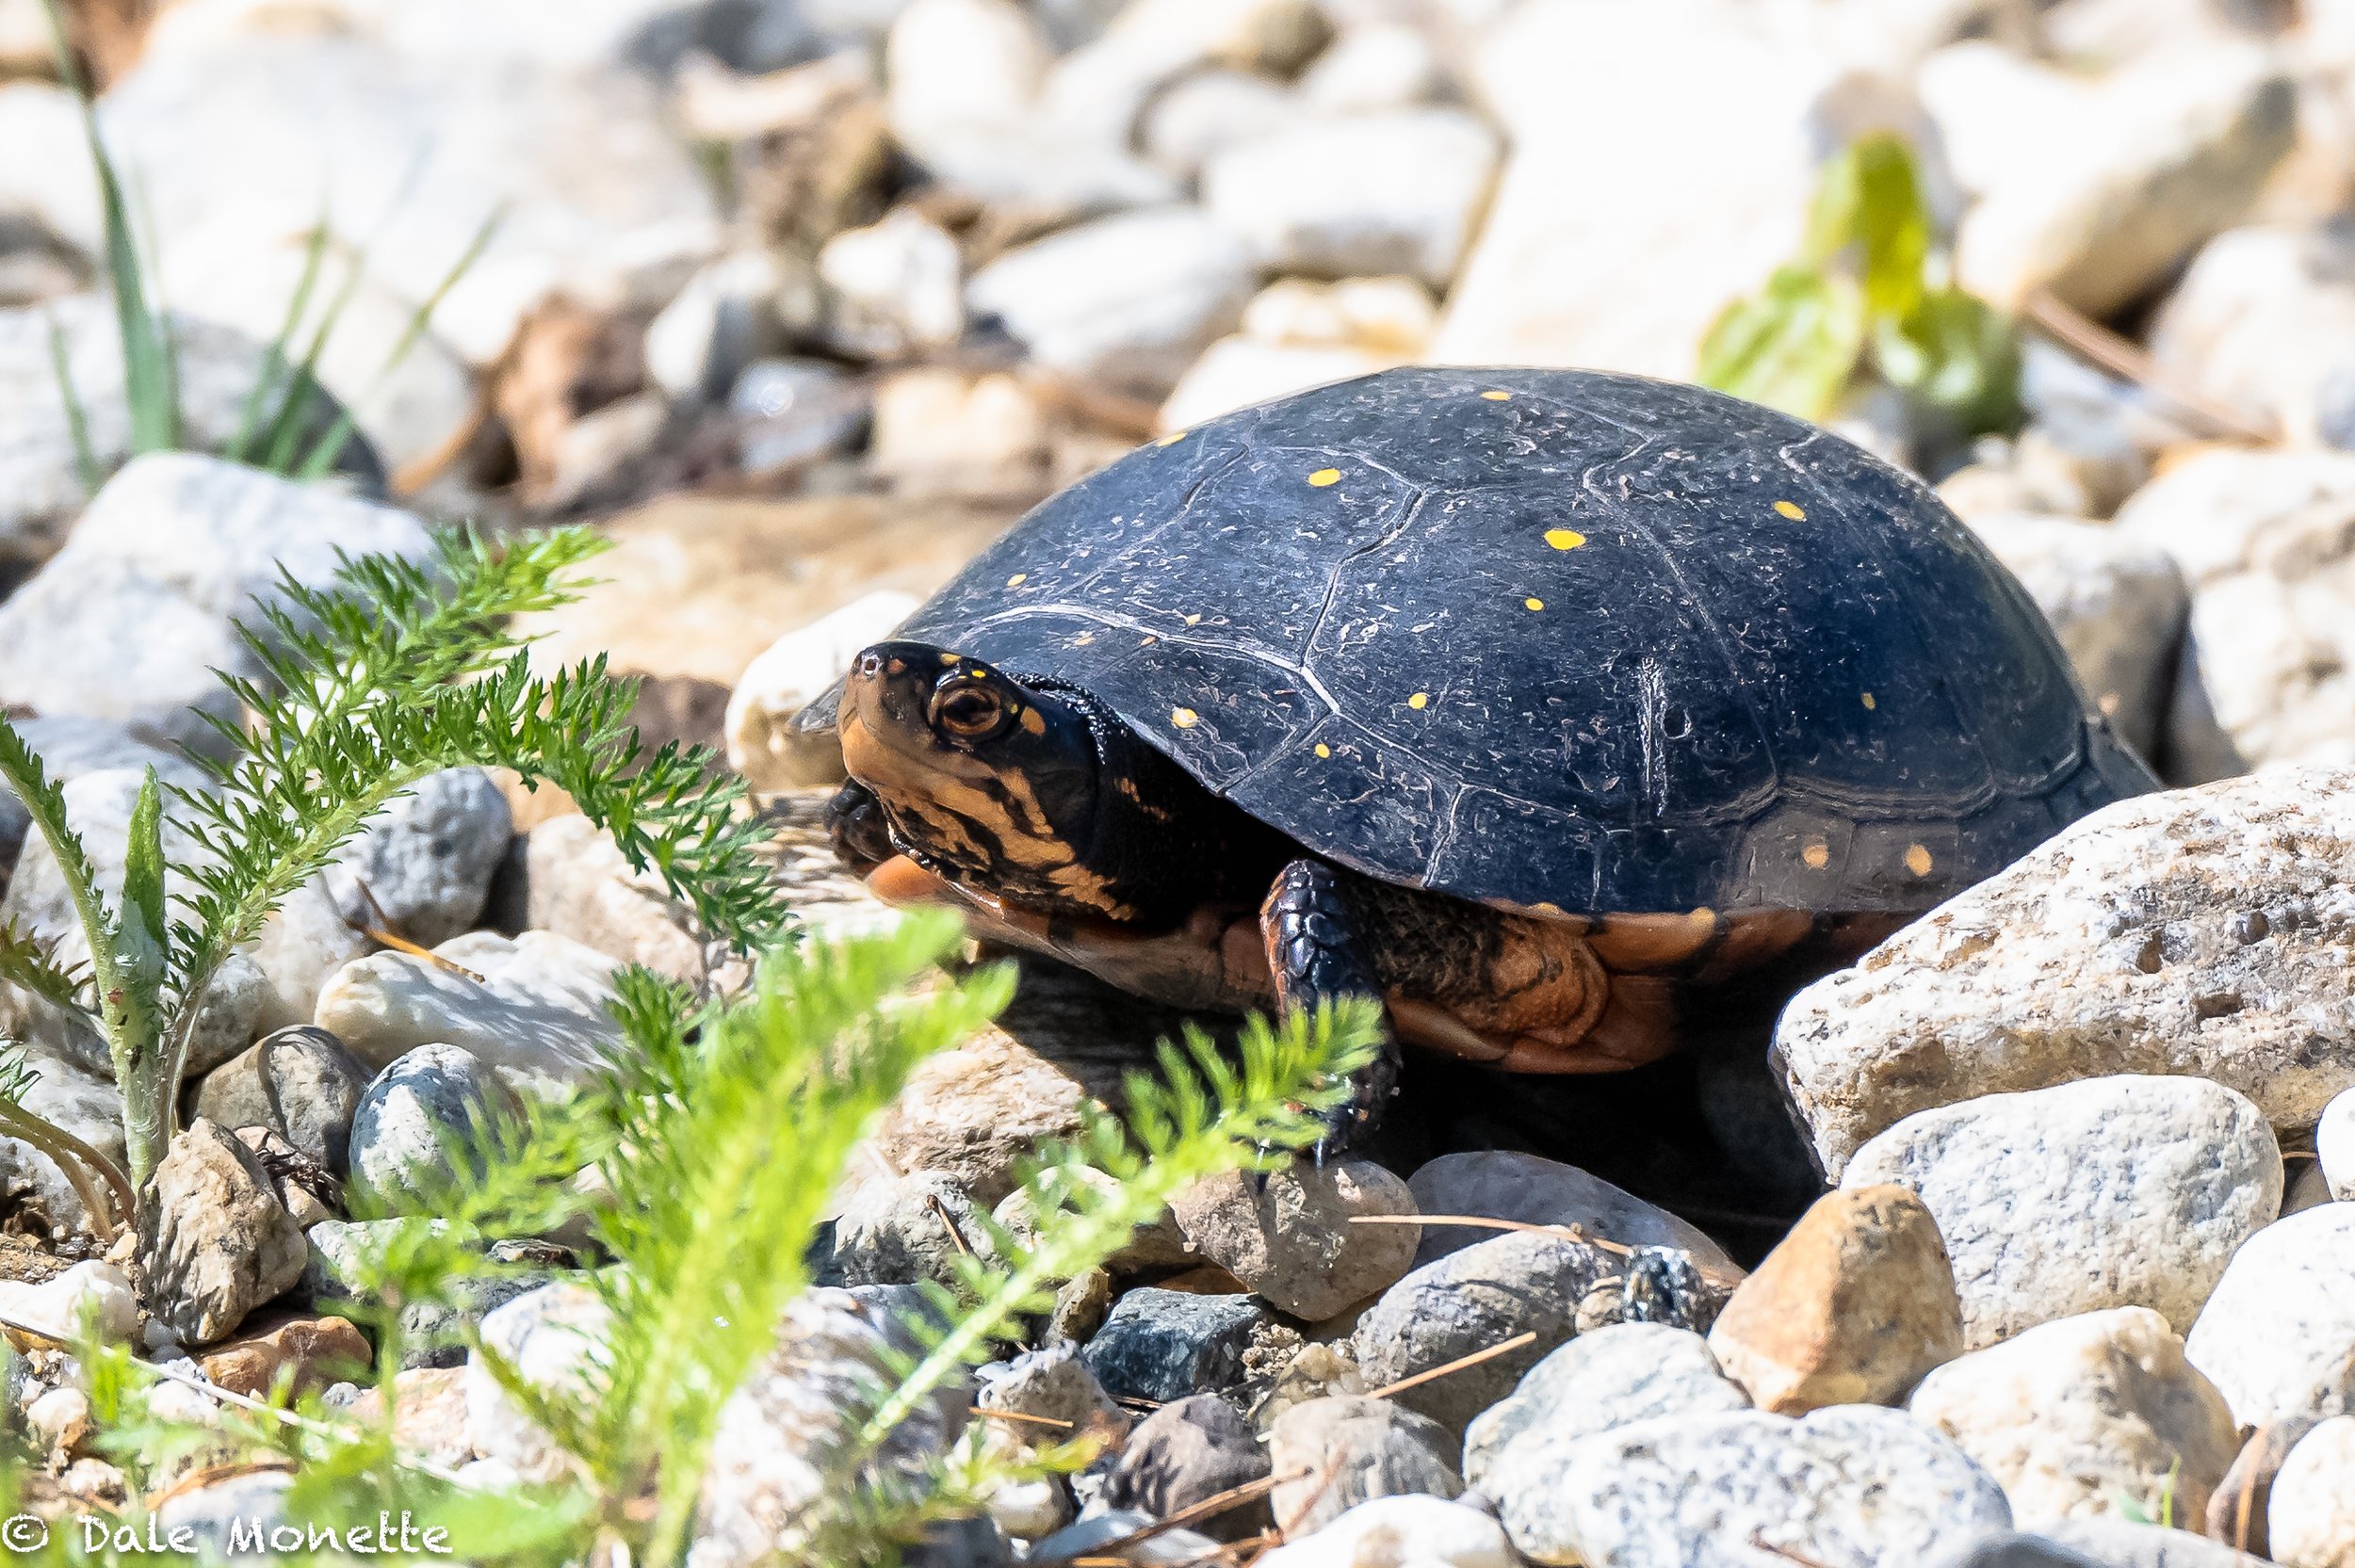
[38,0,492,487]
[0,919,1379,1567]
[0,525,786,1213]
[1698,132,2020,438]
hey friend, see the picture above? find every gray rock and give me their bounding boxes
[1351,1230,1616,1438]
[1779,768,2355,1176]
[692,1285,970,1567]
[1203,109,1500,286]
[1080,1288,1268,1403]
[0,298,365,581]
[1026,1511,1223,1567]
[1465,1322,1749,1493]
[966,207,1256,396]
[1405,1150,1739,1274]
[1908,1307,2240,1529]
[2113,449,2355,779]
[1923,40,2293,315]
[1170,1159,1419,1319]
[301,1217,555,1366]
[0,1046,128,1237]
[645,251,788,403]
[347,1044,520,1214]
[1268,1395,1461,1538]
[2320,1086,2355,1202]
[138,1119,311,1346]
[193,1026,372,1172]
[2271,1415,2355,1568]
[1843,1075,2282,1347]
[2150,223,2355,449]
[1497,1405,2011,1568]
[1964,513,2187,758]
[1100,1392,1269,1543]
[2186,1204,2355,1429]
[501,814,706,983]
[730,360,868,478]
[0,715,203,871]
[464,1281,615,1484]
[975,1342,1129,1447]
[1942,1535,2110,1568]
[155,1471,296,1563]
[831,1172,994,1289]
[2040,1518,2270,1567]
[0,453,429,753]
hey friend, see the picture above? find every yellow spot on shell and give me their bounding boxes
[938,652,961,664]
[1184,613,1202,625]
[1774,499,1807,521]
[1481,390,1511,401]
[1006,573,1028,587]
[1545,528,1586,551]
[1802,842,1831,870]
[1171,707,1199,729]
[1906,844,1934,877]
[1861,691,1877,710]
[1314,742,1331,758]
[1307,467,1341,487]
[1157,430,1187,446]
[1525,597,1546,611]
[1019,706,1048,736]
[1407,692,1429,710]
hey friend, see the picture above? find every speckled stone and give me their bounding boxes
[1467,1322,1748,1492]
[2187,1204,2355,1429]
[1080,1288,1268,1403]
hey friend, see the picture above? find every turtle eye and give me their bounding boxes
[930,682,1009,740]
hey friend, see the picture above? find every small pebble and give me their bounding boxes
[1267,1394,1461,1538]
[1171,1158,1420,1319]
[1255,1495,1517,1568]
[1100,1392,1270,1544]
[1081,1289,1268,1403]
[1468,1322,1748,1493]
[347,1044,519,1214]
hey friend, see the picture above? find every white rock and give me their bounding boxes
[464,1282,614,1484]
[138,1119,312,1346]
[1922,40,2294,315]
[2150,224,2355,449]
[0,1262,139,1343]
[1429,1,1893,376]
[0,1049,128,1237]
[89,28,723,366]
[1843,1075,2281,1347]
[1297,24,1439,115]
[645,251,788,403]
[1204,109,1499,287]
[885,0,1050,159]
[2320,1088,2355,1202]
[1041,0,1328,146]
[1778,768,2355,1176]
[2112,448,2355,779]
[726,590,920,791]
[1158,338,1393,434]
[1908,1307,2240,1528]
[1495,1404,2011,1568]
[1405,1150,1739,1274]
[2272,1415,2355,1568]
[1467,1321,1749,1492]
[1965,513,2187,758]
[1255,1495,1517,1568]
[1139,69,1301,178]
[507,814,708,983]
[2042,1518,2272,1568]
[818,210,965,362]
[1242,275,1436,353]
[868,367,1048,499]
[690,1286,968,1568]
[313,929,625,1093]
[0,452,430,750]
[0,82,100,256]
[2186,1204,2355,1429]
[967,206,1256,396]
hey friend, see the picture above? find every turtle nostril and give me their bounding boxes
[855,651,884,679]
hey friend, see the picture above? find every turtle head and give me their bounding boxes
[837,639,1145,918]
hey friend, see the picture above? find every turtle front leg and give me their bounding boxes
[1260,858,1403,1160]
[825,780,897,874]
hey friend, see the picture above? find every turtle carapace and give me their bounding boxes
[805,367,2157,1148]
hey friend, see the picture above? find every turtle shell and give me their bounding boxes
[834,366,2154,915]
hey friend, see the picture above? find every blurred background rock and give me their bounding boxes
[5,0,2353,790]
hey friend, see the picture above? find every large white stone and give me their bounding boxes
[725,590,920,791]
[1908,1307,2240,1528]
[1203,109,1500,287]
[1466,1322,1748,1492]
[2113,448,2355,779]
[313,929,625,1093]
[2186,1204,2355,1429]
[1923,40,2294,315]
[966,207,1256,396]
[464,1281,614,1484]
[0,1261,138,1344]
[2150,225,2355,449]
[1256,1496,1515,1568]
[2272,1415,2355,1568]
[817,211,965,363]
[0,452,430,750]
[1843,1075,2281,1347]
[1495,1404,2011,1568]
[2320,1087,2355,1203]
[1965,512,2187,759]
[1779,768,2355,1176]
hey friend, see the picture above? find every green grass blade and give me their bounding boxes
[261,237,372,476]
[227,218,333,465]
[44,308,101,494]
